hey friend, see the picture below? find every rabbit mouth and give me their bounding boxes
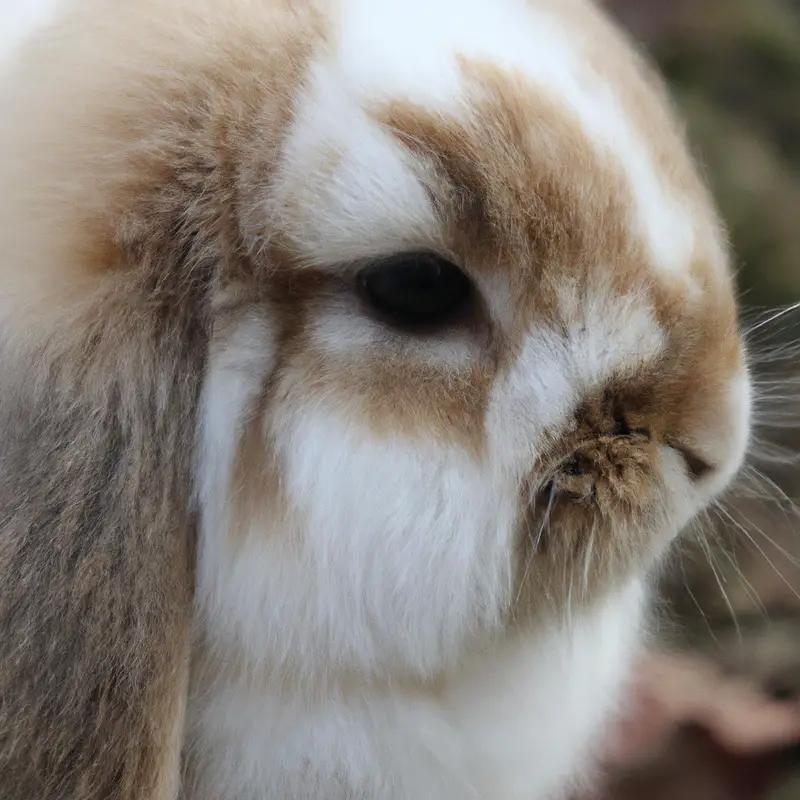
[510,381,714,613]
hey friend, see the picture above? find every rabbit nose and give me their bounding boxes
[550,435,654,508]
[546,411,656,511]
[550,456,595,504]
[539,384,660,509]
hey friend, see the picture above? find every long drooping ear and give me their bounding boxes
[0,268,207,800]
[0,1,322,793]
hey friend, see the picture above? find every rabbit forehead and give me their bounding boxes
[297,0,711,286]
[277,24,738,338]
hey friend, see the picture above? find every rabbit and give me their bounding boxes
[0,0,752,799]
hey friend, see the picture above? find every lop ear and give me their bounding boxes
[0,278,206,800]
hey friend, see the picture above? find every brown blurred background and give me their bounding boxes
[597,2,800,798]
[607,0,800,308]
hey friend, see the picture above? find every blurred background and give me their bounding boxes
[595,2,800,798]
[607,0,800,308]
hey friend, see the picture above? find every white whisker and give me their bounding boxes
[714,504,800,606]
[745,301,800,336]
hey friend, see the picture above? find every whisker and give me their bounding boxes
[565,535,574,635]
[713,504,800,606]
[745,300,800,336]
[532,481,557,555]
[513,508,537,612]
[582,517,597,594]
[739,465,800,517]
[674,539,723,646]
[712,533,769,619]
[697,529,742,646]
[723,501,800,572]
[514,482,557,611]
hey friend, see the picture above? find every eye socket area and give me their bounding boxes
[356,251,473,329]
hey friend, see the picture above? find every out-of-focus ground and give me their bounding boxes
[593,2,800,798]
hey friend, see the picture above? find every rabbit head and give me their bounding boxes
[0,0,751,798]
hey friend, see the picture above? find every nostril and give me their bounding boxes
[611,410,650,441]
[613,411,630,437]
[549,458,596,505]
[564,458,586,477]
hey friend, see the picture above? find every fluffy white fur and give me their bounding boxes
[0,0,64,70]
[188,582,645,800]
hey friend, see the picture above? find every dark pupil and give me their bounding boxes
[358,253,471,326]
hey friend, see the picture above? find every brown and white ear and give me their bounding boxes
[0,281,204,800]
[0,0,308,793]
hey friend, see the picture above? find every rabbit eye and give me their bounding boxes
[357,252,472,328]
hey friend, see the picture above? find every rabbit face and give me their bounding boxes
[0,0,749,696]
[185,0,751,681]
[0,1,752,797]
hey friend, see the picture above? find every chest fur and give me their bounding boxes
[184,583,645,800]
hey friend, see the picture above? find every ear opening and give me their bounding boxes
[0,282,207,800]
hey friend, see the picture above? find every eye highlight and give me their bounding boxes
[357,252,472,328]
